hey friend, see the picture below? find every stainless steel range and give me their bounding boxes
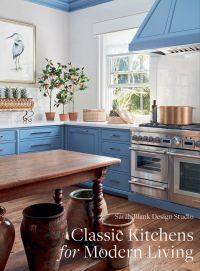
[130,123,200,209]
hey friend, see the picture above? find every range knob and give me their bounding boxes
[132,135,138,141]
[142,136,148,141]
[173,136,181,146]
[154,137,161,143]
[148,136,154,142]
[195,141,200,147]
[138,136,143,141]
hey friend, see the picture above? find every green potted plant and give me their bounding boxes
[55,88,72,121]
[38,59,63,121]
[4,87,12,99]
[65,63,89,121]
[12,88,20,99]
[20,88,28,99]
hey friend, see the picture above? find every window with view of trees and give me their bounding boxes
[107,53,150,115]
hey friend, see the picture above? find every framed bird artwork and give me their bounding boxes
[0,18,36,83]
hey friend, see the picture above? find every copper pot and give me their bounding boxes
[159,106,193,125]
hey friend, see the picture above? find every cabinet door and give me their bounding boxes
[104,170,130,192]
[67,126,99,154]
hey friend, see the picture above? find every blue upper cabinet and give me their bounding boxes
[28,0,113,12]
[129,0,200,52]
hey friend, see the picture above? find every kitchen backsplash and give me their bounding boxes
[0,88,70,123]
[150,51,200,122]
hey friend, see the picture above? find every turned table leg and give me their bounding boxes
[54,189,63,205]
[92,167,107,235]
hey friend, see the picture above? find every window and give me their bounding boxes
[108,53,150,115]
[101,29,150,118]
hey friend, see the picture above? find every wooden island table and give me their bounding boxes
[0,149,120,271]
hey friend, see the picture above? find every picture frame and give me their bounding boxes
[0,18,36,83]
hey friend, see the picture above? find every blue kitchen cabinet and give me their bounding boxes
[66,125,99,188]
[19,126,63,154]
[100,128,131,197]
[67,126,99,154]
[0,129,17,156]
[19,126,61,140]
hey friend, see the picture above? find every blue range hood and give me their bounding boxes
[129,0,200,54]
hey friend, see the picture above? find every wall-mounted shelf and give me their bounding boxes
[0,98,34,112]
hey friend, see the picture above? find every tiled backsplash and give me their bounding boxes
[0,88,71,123]
[150,52,200,122]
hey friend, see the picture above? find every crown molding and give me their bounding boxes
[69,0,113,12]
[27,0,70,12]
[27,0,113,12]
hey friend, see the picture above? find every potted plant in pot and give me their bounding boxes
[55,88,72,121]
[38,59,63,121]
[65,63,89,121]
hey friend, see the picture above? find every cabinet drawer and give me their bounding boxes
[101,129,130,142]
[0,142,16,156]
[110,156,130,173]
[20,126,61,140]
[68,126,97,135]
[19,138,61,153]
[0,130,16,142]
[104,171,129,192]
[68,126,99,154]
[101,141,129,157]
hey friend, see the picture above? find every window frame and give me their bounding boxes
[106,52,150,114]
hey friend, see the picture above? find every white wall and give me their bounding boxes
[150,52,200,122]
[69,0,155,117]
[0,0,69,122]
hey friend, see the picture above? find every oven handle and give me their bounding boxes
[129,147,167,155]
[129,179,167,191]
[167,152,200,159]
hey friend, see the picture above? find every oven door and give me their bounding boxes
[168,150,200,209]
[131,145,168,183]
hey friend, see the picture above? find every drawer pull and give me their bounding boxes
[0,135,3,138]
[110,179,120,184]
[30,132,52,135]
[109,147,120,151]
[111,134,120,138]
[80,129,88,133]
[0,148,4,151]
[30,144,51,148]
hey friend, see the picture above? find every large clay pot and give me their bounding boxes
[45,112,56,121]
[0,206,15,271]
[69,112,78,121]
[101,213,135,269]
[21,203,67,271]
[66,189,108,241]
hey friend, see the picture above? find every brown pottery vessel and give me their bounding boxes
[0,206,15,271]
[45,112,56,121]
[69,112,78,121]
[21,203,67,271]
[66,189,108,241]
[101,213,135,269]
